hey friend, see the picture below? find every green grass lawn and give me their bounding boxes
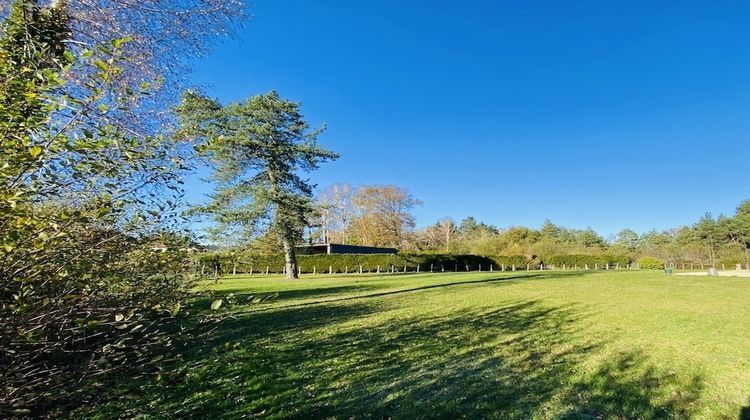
[88,270,750,419]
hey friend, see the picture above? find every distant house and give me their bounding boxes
[296,243,398,255]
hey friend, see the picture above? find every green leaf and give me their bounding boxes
[30,146,43,157]
[170,303,181,316]
[63,50,75,63]
[94,60,108,72]
[210,299,223,310]
[112,36,134,48]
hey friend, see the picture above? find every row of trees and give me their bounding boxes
[308,184,750,267]
[417,207,750,266]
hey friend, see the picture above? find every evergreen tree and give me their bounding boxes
[176,90,338,279]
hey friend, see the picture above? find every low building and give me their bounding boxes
[296,243,398,255]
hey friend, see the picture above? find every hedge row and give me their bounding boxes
[544,254,632,268]
[199,253,533,274]
[198,252,634,275]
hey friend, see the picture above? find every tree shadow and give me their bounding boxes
[190,284,382,310]
[229,270,598,315]
[95,292,705,418]
[559,351,704,419]
[740,399,750,420]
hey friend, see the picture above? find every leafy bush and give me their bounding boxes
[638,257,664,270]
[0,3,193,415]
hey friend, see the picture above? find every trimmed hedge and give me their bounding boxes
[199,253,533,275]
[198,252,634,275]
[545,254,631,268]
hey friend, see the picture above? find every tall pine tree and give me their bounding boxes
[177,90,338,278]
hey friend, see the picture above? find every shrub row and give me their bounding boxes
[198,252,637,275]
[544,254,632,268]
[198,253,534,274]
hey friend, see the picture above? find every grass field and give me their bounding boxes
[89,270,750,419]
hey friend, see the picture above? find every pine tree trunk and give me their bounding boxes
[283,239,298,279]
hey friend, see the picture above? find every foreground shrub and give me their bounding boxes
[0,3,193,414]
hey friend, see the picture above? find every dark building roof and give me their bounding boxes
[296,243,398,255]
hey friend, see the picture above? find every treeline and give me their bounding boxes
[309,183,750,267]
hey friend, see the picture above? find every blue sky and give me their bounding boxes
[184,0,750,237]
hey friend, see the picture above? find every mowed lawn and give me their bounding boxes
[91,271,750,419]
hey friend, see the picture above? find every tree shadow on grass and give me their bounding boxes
[189,284,383,312]
[98,292,705,419]
[558,351,704,419]
[227,270,598,315]
[740,399,750,420]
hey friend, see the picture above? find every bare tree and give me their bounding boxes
[437,218,457,253]
[330,183,354,244]
[53,0,246,91]
[315,183,354,244]
[312,193,334,243]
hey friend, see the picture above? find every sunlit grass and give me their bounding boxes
[87,270,750,418]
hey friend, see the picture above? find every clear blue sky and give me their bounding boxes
[184,0,750,237]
